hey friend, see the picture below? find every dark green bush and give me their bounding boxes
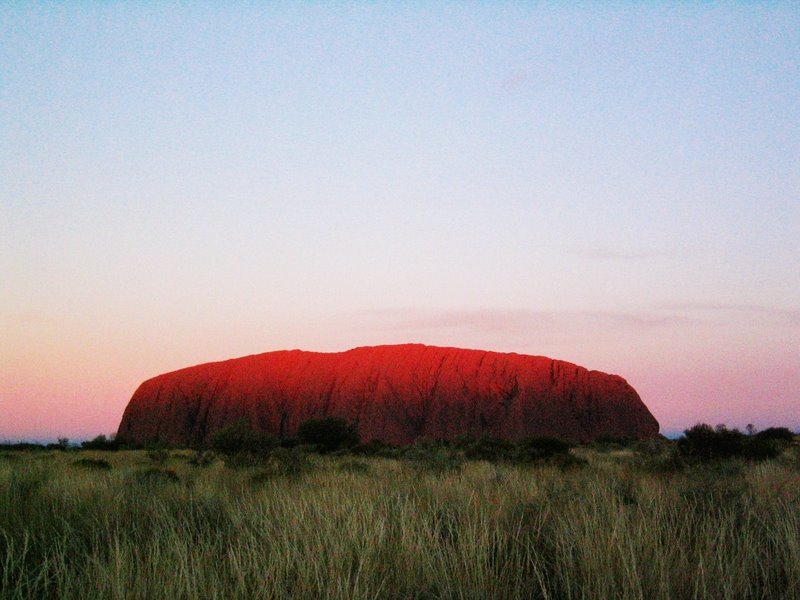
[677,424,744,461]
[745,425,790,459]
[461,437,517,462]
[678,423,792,462]
[209,420,277,455]
[297,416,359,453]
[80,435,119,451]
[754,427,795,442]
[450,435,575,464]
[742,437,787,461]
[514,437,572,462]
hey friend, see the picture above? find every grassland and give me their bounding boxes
[1,442,799,599]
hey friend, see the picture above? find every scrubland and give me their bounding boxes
[1,438,799,600]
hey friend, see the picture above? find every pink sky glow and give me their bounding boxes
[2,4,798,440]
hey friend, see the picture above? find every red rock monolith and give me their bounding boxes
[116,344,659,446]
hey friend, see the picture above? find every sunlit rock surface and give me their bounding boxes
[117,344,659,446]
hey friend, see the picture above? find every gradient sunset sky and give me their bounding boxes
[2,3,798,440]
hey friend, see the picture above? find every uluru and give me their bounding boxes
[116,344,659,446]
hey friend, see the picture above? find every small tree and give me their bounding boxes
[297,416,359,452]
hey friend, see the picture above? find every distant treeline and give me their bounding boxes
[0,434,119,451]
[3,422,797,464]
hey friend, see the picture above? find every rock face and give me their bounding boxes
[117,344,659,446]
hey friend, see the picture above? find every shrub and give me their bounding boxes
[754,427,795,442]
[80,435,119,451]
[210,420,278,468]
[209,420,277,455]
[297,416,359,453]
[452,435,576,464]
[514,437,572,462]
[677,424,744,461]
[678,423,792,462]
[742,437,788,461]
[461,437,516,462]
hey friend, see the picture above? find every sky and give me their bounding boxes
[1,3,798,441]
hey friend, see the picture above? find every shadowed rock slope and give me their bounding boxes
[117,344,659,446]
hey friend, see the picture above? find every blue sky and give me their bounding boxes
[1,3,798,439]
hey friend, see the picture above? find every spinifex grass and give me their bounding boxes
[1,449,798,599]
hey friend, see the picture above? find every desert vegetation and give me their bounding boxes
[1,424,798,599]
